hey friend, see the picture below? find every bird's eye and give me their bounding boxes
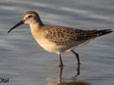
[28,15,32,18]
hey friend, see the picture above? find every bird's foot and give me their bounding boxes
[58,64,64,67]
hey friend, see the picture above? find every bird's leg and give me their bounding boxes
[59,66,63,82]
[72,63,80,79]
[59,54,64,67]
[75,63,80,78]
[71,50,80,64]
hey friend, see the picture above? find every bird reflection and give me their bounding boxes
[47,64,90,85]
[59,64,80,82]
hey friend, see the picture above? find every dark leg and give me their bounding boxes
[59,54,64,67]
[71,50,80,64]
[72,63,80,79]
[75,63,80,77]
[59,66,63,82]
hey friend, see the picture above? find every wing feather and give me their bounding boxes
[43,26,98,45]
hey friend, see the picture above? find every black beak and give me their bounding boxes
[8,20,24,33]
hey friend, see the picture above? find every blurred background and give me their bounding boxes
[0,0,114,85]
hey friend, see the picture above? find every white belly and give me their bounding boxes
[36,39,64,54]
[36,38,80,54]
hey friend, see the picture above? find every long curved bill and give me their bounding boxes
[8,20,24,33]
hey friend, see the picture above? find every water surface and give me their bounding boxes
[0,0,114,85]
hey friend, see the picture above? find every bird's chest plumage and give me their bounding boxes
[31,29,65,54]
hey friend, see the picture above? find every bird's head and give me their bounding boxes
[8,11,43,33]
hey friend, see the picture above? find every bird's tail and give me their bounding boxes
[94,29,113,36]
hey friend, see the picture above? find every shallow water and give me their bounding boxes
[0,0,114,85]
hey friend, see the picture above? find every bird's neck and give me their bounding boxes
[30,23,39,30]
[30,23,43,38]
[30,22,43,31]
